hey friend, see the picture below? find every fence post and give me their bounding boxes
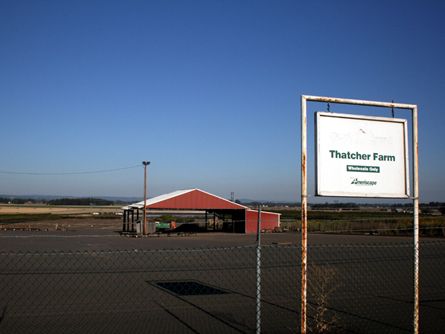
[256,205,262,334]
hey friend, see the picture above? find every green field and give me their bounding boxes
[270,209,445,237]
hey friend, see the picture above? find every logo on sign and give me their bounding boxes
[350,178,377,186]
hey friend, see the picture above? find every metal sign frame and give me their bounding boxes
[300,95,419,334]
[315,112,410,198]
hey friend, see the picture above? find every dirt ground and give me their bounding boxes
[0,217,122,232]
[0,218,422,252]
[0,204,121,215]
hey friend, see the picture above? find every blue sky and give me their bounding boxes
[0,0,444,202]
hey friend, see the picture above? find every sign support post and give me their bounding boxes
[300,95,419,334]
[300,95,308,334]
[413,105,419,333]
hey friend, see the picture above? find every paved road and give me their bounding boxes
[0,231,443,333]
[0,229,425,251]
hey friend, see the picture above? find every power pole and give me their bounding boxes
[142,161,150,235]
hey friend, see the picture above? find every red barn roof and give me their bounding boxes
[128,188,247,210]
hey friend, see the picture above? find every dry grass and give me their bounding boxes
[308,265,339,333]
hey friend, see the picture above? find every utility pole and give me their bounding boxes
[142,161,150,236]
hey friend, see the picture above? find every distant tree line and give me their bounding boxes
[0,197,127,206]
[311,202,359,209]
[47,198,115,206]
[0,197,40,204]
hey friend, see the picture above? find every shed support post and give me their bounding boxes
[122,210,126,232]
[232,216,235,233]
[131,210,135,232]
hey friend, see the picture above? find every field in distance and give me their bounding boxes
[1,204,444,237]
[0,203,122,215]
[0,204,122,231]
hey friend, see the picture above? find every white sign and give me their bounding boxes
[315,112,409,198]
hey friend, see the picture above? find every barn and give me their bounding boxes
[122,188,280,234]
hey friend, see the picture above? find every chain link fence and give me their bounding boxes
[0,240,444,333]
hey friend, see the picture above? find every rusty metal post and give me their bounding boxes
[412,105,419,334]
[300,95,308,334]
[143,163,147,235]
[142,161,150,236]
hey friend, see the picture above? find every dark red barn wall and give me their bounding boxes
[245,210,280,234]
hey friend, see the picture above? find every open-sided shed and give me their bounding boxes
[122,188,280,234]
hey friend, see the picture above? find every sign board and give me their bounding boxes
[315,112,409,198]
